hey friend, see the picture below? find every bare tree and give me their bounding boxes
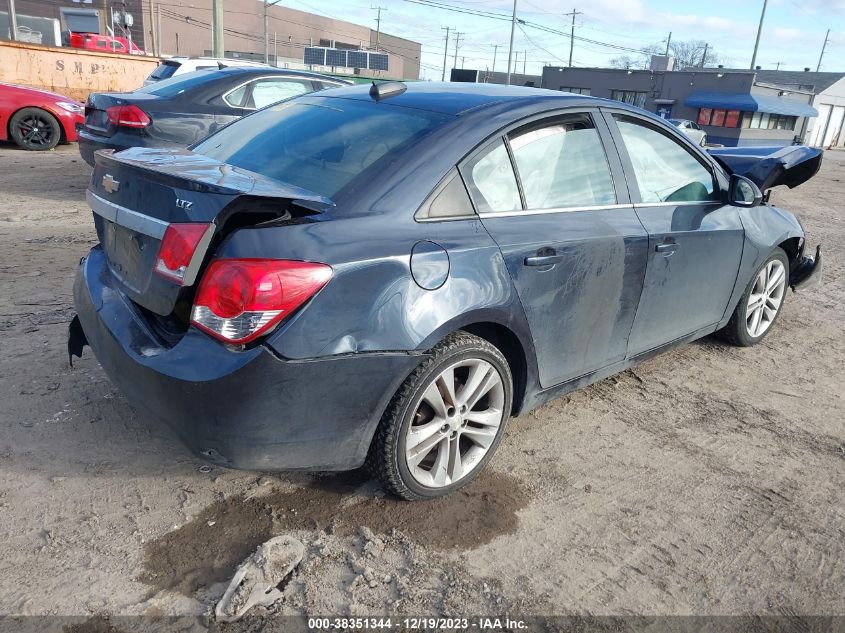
[608,40,719,70]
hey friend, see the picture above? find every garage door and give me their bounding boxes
[824,106,845,148]
[809,104,831,147]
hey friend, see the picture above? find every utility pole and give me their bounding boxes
[148,0,157,56]
[212,0,223,58]
[664,31,672,57]
[264,1,283,65]
[492,44,499,73]
[700,42,708,68]
[453,31,463,71]
[750,0,767,70]
[564,8,582,68]
[523,50,526,74]
[372,6,387,51]
[774,61,784,70]
[514,51,519,77]
[441,26,451,81]
[506,0,517,85]
[817,29,830,72]
[8,0,18,41]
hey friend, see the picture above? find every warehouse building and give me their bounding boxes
[1,0,420,80]
[542,66,819,147]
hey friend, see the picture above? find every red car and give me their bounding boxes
[0,83,85,151]
[68,32,146,55]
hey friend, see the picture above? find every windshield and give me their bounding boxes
[135,70,221,97]
[193,97,452,198]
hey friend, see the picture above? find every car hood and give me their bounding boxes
[708,145,823,190]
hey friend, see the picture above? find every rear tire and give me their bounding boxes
[721,248,789,347]
[9,107,61,151]
[367,331,512,501]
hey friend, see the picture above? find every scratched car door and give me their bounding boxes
[604,110,744,355]
[463,110,649,389]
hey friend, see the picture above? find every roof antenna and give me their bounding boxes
[369,81,407,101]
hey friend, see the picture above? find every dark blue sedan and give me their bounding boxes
[69,82,821,500]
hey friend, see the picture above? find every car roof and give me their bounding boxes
[214,66,351,83]
[319,81,612,115]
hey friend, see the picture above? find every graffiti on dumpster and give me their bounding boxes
[55,60,106,75]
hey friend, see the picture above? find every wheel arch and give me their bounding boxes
[418,314,536,417]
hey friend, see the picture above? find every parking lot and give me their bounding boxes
[0,143,843,622]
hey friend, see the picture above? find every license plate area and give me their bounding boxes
[101,219,159,293]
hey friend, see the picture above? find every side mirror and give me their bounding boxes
[728,174,763,208]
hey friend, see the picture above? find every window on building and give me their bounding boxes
[611,90,647,109]
[724,110,741,128]
[742,111,795,130]
[697,108,712,126]
[710,109,727,126]
[560,87,591,96]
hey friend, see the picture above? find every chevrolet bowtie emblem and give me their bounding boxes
[102,174,120,194]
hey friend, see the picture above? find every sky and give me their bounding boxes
[280,0,845,79]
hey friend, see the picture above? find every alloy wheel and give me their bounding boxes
[746,259,786,338]
[404,358,505,488]
[17,114,55,149]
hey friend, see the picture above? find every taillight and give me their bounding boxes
[190,259,332,344]
[106,104,151,128]
[154,223,214,285]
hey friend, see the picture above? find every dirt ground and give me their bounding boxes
[0,143,842,625]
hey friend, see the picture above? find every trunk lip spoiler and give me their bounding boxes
[93,147,336,210]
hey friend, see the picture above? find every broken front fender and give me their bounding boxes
[791,244,822,291]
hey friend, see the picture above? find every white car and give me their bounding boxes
[668,118,708,146]
[143,57,272,86]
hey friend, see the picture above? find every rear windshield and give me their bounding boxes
[148,62,179,81]
[135,70,221,97]
[193,97,451,198]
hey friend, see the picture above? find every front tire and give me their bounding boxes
[9,107,62,151]
[367,331,513,500]
[721,248,789,347]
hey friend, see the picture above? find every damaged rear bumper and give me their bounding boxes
[790,244,822,291]
[69,246,422,471]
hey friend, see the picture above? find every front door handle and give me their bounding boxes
[656,242,679,256]
[525,253,565,267]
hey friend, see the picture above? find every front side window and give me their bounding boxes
[463,140,522,214]
[508,113,616,209]
[614,115,718,204]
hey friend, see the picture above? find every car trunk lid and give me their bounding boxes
[708,145,823,190]
[89,147,333,317]
[83,92,159,137]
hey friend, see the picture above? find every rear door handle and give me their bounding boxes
[525,254,565,266]
[656,242,679,255]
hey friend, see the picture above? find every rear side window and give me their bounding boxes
[508,113,616,209]
[614,115,718,203]
[462,139,522,214]
[250,78,312,108]
[194,98,451,198]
